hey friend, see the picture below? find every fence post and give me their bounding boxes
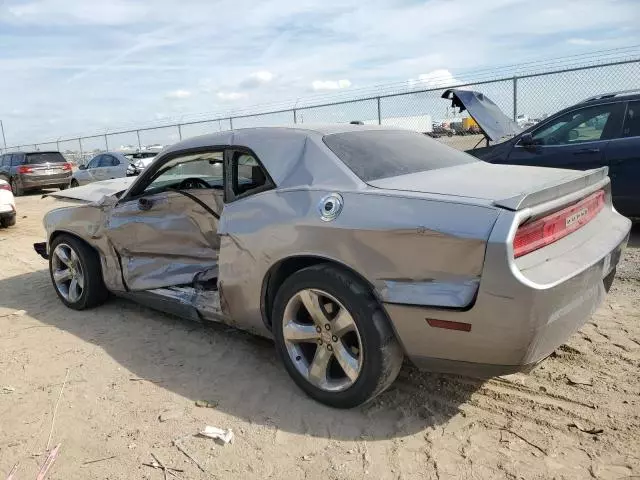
[377,97,382,125]
[293,109,297,124]
[104,134,109,151]
[34,144,37,150]
[512,76,518,121]
[229,117,234,130]
[56,140,60,151]
[136,130,142,150]
[79,138,84,163]
[177,124,183,140]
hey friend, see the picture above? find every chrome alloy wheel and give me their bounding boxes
[282,289,363,392]
[51,243,85,303]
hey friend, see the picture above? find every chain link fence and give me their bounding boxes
[4,58,640,165]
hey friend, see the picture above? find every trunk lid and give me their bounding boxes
[442,89,522,142]
[367,162,609,211]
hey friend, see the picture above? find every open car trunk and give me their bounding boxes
[441,89,522,142]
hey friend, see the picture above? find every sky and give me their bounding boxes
[1,0,639,146]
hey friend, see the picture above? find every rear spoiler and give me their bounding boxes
[493,167,609,211]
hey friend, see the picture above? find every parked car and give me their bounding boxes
[122,149,161,176]
[71,152,136,187]
[0,151,72,196]
[0,178,16,227]
[34,125,630,408]
[443,89,640,218]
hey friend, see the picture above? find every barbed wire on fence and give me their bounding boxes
[3,55,640,163]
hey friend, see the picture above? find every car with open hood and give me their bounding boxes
[34,125,631,408]
[443,89,640,219]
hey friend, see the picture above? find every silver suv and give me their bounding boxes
[0,151,72,196]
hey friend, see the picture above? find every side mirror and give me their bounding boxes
[519,133,537,150]
[78,164,87,170]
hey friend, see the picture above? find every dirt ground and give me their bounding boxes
[1,192,639,480]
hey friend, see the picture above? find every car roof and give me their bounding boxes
[3,150,61,155]
[160,124,407,189]
[580,90,640,104]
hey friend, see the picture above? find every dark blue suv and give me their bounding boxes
[444,89,640,219]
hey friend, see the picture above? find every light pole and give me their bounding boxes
[0,120,7,153]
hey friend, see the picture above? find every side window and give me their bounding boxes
[97,155,111,168]
[0,155,6,167]
[141,151,224,196]
[11,154,22,166]
[110,156,121,166]
[86,155,101,169]
[229,151,271,199]
[622,101,640,138]
[531,104,618,146]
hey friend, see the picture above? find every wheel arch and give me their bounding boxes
[260,254,379,331]
[49,229,104,267]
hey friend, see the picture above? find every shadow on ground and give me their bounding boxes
[0,269,485,441]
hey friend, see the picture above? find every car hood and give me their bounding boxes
[442,89,522,142]
[44,177,135,203]
[368,162,608,210]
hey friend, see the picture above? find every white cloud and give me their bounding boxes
[239,70,275,89]
[312,79,352,91]
[407,69,469,90]
[216,91,247,101]
[165,89,191,99]
[568,38,595,46]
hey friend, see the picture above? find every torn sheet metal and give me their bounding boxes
[107,190,223,291]
[44,177,135,203]
[378,278,479,308]
[442,89,522,141]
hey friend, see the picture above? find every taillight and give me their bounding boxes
[62,162,72,171]
[17,166,33,174]
[0,183,11,192]
[513,190,605,258]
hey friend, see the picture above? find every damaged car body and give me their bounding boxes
[36,125,631,408]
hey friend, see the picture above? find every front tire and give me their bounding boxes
[272,264,403,408]
[49,234,109,310]
[70,179,79,188]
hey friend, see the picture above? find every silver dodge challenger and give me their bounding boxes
[34,125,631,408]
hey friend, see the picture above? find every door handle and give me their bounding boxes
[573,148,600,155]
[138,198,153,211]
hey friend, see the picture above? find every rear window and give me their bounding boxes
[26,152,66,164]
[323,129,477,182]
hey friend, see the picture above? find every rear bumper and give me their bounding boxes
[19,173,71,189]
[385,207,631,377]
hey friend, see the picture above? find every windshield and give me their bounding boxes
[143,151,224,195]
[323,129,477,182]
[26,152,66,164]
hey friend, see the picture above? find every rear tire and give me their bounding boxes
[272,264,403,408]
[49,234,109,310]
[60,184,68,190]
[70,179,79,188]
[1,215,16,228]
[10,178,23,196]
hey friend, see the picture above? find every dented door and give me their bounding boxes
[106,189,224,291]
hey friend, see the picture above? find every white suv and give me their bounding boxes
[0,178,16,227]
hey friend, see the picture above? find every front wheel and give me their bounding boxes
[70,179,79,188]
[49,234,109,310]
[272,264,403,408]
